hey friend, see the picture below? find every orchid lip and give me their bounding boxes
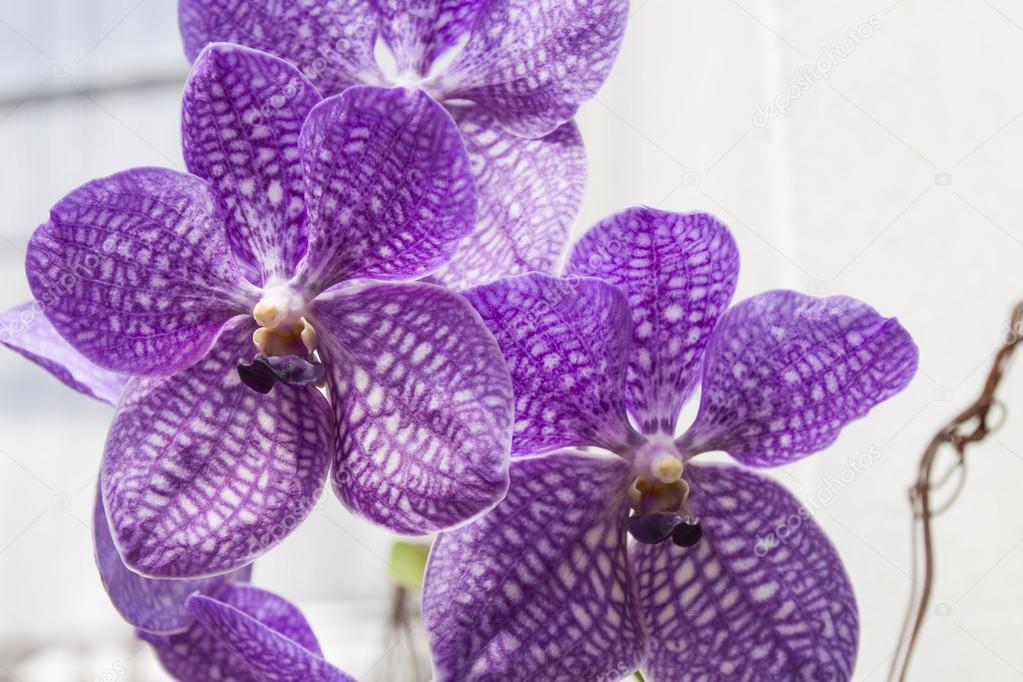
[626,511,703,547]
[237,354,326,395]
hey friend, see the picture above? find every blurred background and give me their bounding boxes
[2,0,1023,680]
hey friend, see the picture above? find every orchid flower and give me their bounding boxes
[101,495,349,682]
[141,584,356,681]
[422,208,919,681]
[177,0,630,288]
[96,490,354,681]
[24,43,513,579]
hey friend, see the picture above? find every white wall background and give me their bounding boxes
[2,0,1023,680]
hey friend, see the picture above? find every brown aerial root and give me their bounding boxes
[889,301,1023,682]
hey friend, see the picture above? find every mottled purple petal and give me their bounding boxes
[25,168,254,376]
[423,451,645,682]
[633,465,858,681]
[463,273,636,455]
[93,491,251,634]
[312,282,512,533]
[431,107,585,289]
[294,87,476,294]
[144,584,353,682]
[679,290,919,467]
[375,0,485,77]
[184,44,322,284]
[436,0,629,137]
[102,318,333,578]
[567,208,740,435]
[178,0,384,95]
[0,302,127,405]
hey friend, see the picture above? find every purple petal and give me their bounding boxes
[312,282,512,534]
[423,451,645,681]
[567,208,740,435]
[375,0,485,77]
[178,0,383,95]
[462,273,636,455]
[144,584,353,682]
[294,87,477,294]
[431,107,586,289]
[436,0,629,137]
[633,465,858,681]
[679,290,919,467]
[184,44,322,284]
[25,167,254,376]
[101,318,333,578]
[93,490,251,634]
[1,302,127,405]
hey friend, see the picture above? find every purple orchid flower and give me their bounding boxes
[96,488,353,681]
[176,0,629,288]
[141,584,356,681]
[422,208,919,681]
[24,43,513,580]
[93,489,251,635]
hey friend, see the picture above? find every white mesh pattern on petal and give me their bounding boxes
[424,452,646,682]
[102,318,333,578]
[314,282,513,534]
[633,465,858,682]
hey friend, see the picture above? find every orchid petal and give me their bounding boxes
[431,108,585,289]
[143,584,353,682]
[93,490,251,634]
[438,0,629,137]
[102,318,333,578]
[423,451,645,682]
[178,0,383,95]
[633,465,858,681]
[25,168,253,376]
[312,282,512,534]
[1,302,127,405]
[294,87,476,294]
[567,208,740,435]
[679,290,918,467]
[184,44,322,284]
[375,0,485,77]
[463,273,636,454]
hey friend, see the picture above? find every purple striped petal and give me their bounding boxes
[25,168,254,376]
[293,87,476,295]
[143,584,353,682]
[375,0,485,77]
[633,465,858,681]
[1,302,127,405]
[423,451,645,682]
[679,290,919,467]
[184,44,322,284]
[567,208,740,435]
[431,108,585,289]
[437,0,629,137]
[312,282,512,534]
[93,491,251,634]
[178,0,383,95]
[462,274,636,455]
[101,318,333,578]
